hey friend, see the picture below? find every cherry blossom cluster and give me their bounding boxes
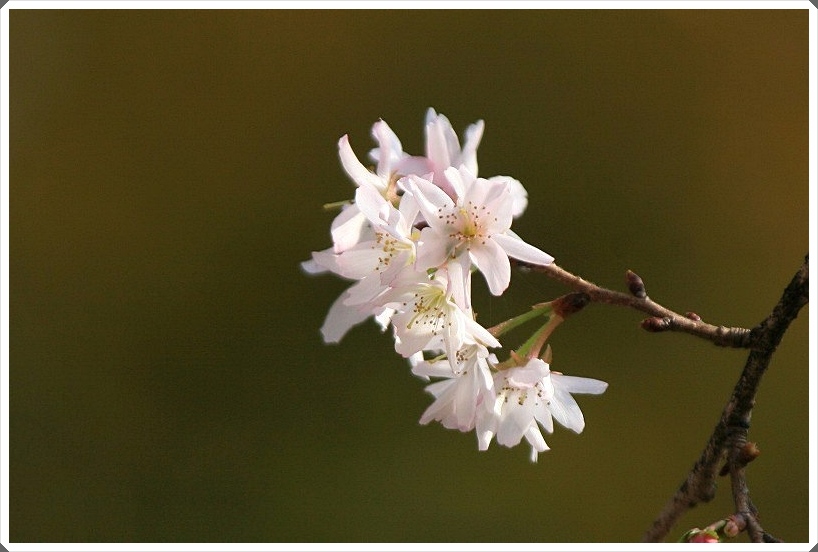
[303,109,607,461]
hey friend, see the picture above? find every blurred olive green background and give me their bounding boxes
[10,8,810,543]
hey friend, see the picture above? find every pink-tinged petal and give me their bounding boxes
[493,232,554,266]
[309,248,341,274]
[425,119,451,169]
[425,110,458,169]
[369,119,403,177]
[301,256,329,275]
[418,386,455,426]
[442,309,466,367]
[462,173,502,210]
[469,238,511,296]
[393,155,434,179]
[459,119,484,176]
[412,359,457,380]
[393,327,433,358]
[488,175,528,218]
[396,192,420,233]
[507,360,550,387]
[320,291,370,344]
[415,226,451,271]
[424,379,454,400]
[480,181,514,233]
[330,207,367,253]
[405,175,456,235]
[354,182,390,227]
[443,166,467,200]
[331,243,385,280]
[343,275,387,307]
[378,250,411,286]
[338,135,385,191]
[446,254,472,311]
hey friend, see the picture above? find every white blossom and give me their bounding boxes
[379,271,500,364]
[412,344,495,432]
[406,166,553,308]
[476,358,607,462]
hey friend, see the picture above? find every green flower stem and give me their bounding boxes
[509,313,563,362]
[322,200,351,211]
[487,303,553,338]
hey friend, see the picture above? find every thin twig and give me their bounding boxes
[512,260,753,347]
[641,256,808,542]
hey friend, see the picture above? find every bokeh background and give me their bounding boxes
[9,8,811,544]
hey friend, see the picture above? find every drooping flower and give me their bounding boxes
[412,344,496,433]
[476,358,607,462]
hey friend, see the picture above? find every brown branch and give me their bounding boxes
[512,260,753,347]
[642,255,808,542]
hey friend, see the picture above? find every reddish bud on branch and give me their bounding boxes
[689,530,720,543]
[719,442,761,476]
[723,516,745,538]
[626,270,647,298]
[641,316,672,332]
[551,292,590,318]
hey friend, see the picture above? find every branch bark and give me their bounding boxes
[515,256,807,541]
[512,260,754,347]
[641,255,808,542]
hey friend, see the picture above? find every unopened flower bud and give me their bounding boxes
[626,270,647,298]
[641,316,672,332]
[551,292,590,318]
[685,311,702,321]
[724,519,741,538]
[719,442,761,475]
[738,441,761,465]
[688,529,720,543]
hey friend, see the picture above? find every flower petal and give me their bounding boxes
[493,232,554,266]
[330,206,367,253]
[488,175,528,218]
[416,226,451,271]
[496,401,536,448]
[443,166,467,200]
[446,253,473,311]
[354,182,391,227]
[320,290,370,344]
[425,109,458,170]
[464,315,501,350]
[460,119,484,176]
[405,175,456,235]
[369,119,404,178]
[338,134,385,191]
[553,374,609,395]
[469,238,511,296]
[549,387,586,433]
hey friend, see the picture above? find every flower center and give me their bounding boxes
[440,200,495,254]
[405,286,452,336]
[371,230,415,273]
[498,376,554,407]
